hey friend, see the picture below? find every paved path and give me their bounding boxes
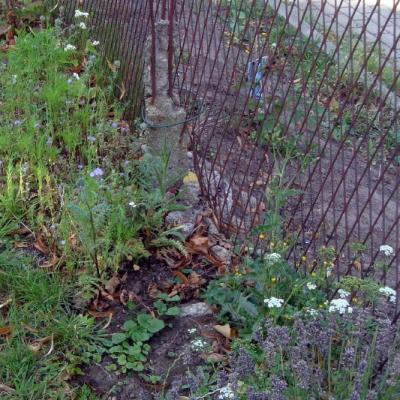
[277,0,400,64]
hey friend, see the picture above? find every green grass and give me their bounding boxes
[0,243,102,399]
[0,4,191,397]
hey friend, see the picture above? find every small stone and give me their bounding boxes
[181,182,200,204]
[179,222,195,238]
[180,302,213,317]
[210,245,232,265]
[165,211,186,225]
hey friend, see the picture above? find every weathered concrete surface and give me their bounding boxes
[143,19,189,186]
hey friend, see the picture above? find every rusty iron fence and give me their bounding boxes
[59,0,399,305]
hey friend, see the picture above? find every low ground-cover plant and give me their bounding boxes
[204,254,400,399]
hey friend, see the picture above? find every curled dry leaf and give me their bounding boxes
[213,324,232,339]
[44,334,54,357]
[28,336,52,353]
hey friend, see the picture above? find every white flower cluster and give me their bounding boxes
[218,384,235,400]
[379,286,397,303]
[79,22,87,30]
[264,253,281,262]
[306,282,317,290]
[328,298,353,314]
[75,9,89,18]
[264,297,284,308]
[379,244,394,257]
[191,338,208,352]
[338,288,350,298]
[64,44,76,51]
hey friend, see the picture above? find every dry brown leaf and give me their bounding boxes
[353,260,362,271]
[14,241,30,249]
[174,270,189,285]
[33,235,49,255]
[40,254,60,269]
[214,324,232,339]
[0,326,12,336]
[105,275,120,294]
[0,384,15,394]
[107,59,118,72]
[118,82,126,100]
[88,310,114,319]
[28,336,52,353]
[200,352,228,363]
[148,283,161,299]
[188,272,206,286]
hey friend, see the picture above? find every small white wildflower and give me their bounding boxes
[92,40,100,46]
[72,72,80,80]
[379,245,394,257]
[271,42,277,48]
[11,75,17,85]
[338,289,350,299]
[326,267,332,277]
[79,22,87,29]
[59,240,66,246]
[191,338,208,352]
[87,135,96,142]
[218,384,235,400]
[264,253,281,262]
[305,307,318,317]
[328,298,352,314]
[306,282,317,290]
[128,201,137,208]
[64,44,76,51]
[379,286,397,303]
[75,9,89,18]
[264,297,284,308]
[187,328,197,335]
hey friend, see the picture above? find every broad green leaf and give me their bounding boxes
[111,332,127,344]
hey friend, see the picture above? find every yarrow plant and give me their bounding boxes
[379,244,394,256]
[306,282,317,290]
[74,9,89,18]
[264,297,284,308]
[264,252,281,262]
[379,286,397,303]
[328,298,353,314]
